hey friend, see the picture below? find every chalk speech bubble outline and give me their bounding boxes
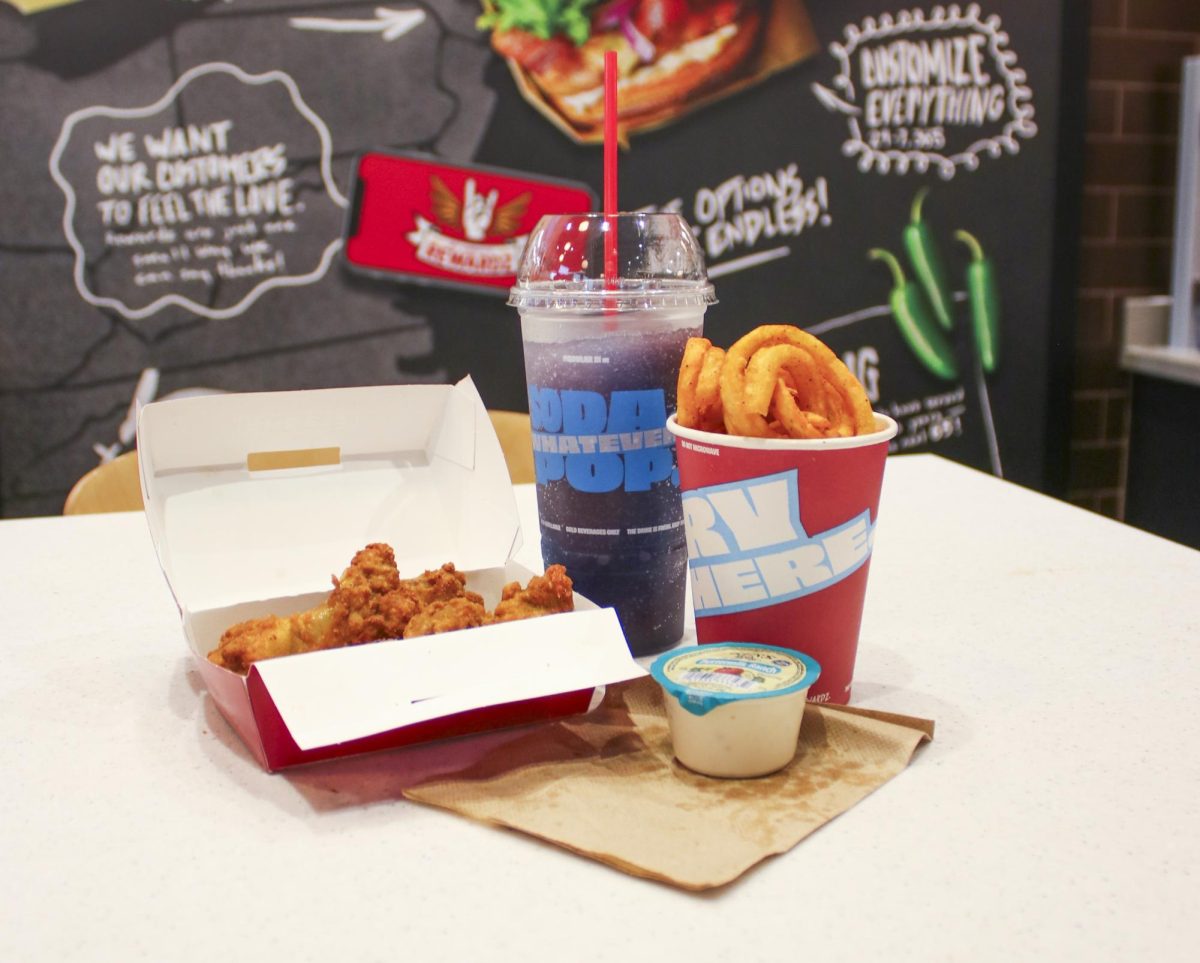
[49,61,348,321]
[812,4,1037,179]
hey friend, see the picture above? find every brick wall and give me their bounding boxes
[1071,1,1200,517]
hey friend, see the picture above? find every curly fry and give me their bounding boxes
[677,337,708,426]
[720,325,875,438]
[676,337,726,433]
[772,379,838,439]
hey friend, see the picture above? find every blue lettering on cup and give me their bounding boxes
[528,385,677,494]
[528,385,562,432]
[561,390,607,434]
[608,390,665,432]
[535,451,565,483]
[566,453,623,492]
[624,448,674,492]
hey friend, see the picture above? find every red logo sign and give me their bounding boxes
[344,152,594,293]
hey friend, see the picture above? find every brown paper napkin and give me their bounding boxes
[404,677,933,890]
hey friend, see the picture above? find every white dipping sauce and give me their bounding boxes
[651,644,821,778]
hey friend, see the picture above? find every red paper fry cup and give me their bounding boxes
[666,413,898,705]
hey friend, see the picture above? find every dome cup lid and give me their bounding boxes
[509,212,716,312]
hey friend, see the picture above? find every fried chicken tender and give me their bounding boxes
[208,546,477,674]
[491,564,575,623]
[322,543,418,648]
[405,566,575,637]
[403,596,490,638]
[207,545,572,674]
[398,562,483,609]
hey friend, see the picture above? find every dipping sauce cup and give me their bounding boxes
[652,643,821,778]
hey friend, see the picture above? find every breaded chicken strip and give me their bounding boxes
[208,547,477,673]
[491,564,575,623]
[398,562,484,609]
[207,546,571,672]
[403,596,490,638]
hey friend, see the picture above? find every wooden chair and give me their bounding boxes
[61,412,533,515]
[487,409,535,485]
[62,450,144,515]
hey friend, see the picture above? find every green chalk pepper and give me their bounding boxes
[954,229,1000,374]
[903,187,955,332]
[869,248,958,381]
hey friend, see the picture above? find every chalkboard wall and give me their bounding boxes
[0,0,1085,516]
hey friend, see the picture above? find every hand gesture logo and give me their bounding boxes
[461,178,499,241]
[430,175,532,241]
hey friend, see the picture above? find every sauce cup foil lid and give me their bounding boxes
[650,644,821,717]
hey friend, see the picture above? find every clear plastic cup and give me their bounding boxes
[510,213,716,656]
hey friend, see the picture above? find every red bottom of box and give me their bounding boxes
[195,652,596,771]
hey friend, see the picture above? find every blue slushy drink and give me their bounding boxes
[511,213,714,656]
[523,312,701,653]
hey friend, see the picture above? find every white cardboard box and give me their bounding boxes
[137,377,644,771]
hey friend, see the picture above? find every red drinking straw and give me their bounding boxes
[603,50,619,286]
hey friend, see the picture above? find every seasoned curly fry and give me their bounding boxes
[677,337,708,419]
[676,337,726,433]
[750,344,849,438]
[717,325,875,438]
[694,342,726,430]
[772,379,838,439]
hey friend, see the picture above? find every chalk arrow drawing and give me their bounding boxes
[289,7,426,41]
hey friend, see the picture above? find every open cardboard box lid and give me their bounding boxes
[137,378,645,770]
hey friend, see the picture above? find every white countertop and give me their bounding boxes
[2,454,1198,962]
